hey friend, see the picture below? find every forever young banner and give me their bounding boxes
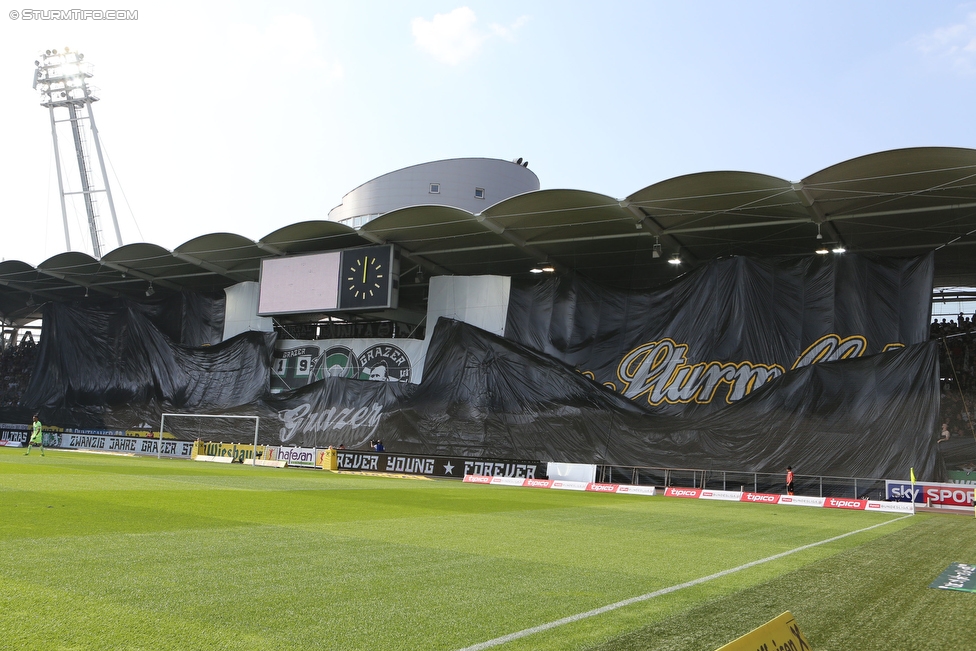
[332,449,546,479]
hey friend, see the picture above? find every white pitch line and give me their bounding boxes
[455,514,913,651]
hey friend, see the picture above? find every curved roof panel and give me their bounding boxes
[175,233,265,284]
[629,171,805,228]
[101,243,207,292]
[361,205,500,254]
[38,252,119,300]
[483,189,635,244]
[797,147,976,260]
[259,221,367,255]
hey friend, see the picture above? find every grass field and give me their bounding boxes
[2,448,974,650]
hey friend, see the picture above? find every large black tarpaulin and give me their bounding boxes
[263,376,412,449]
[392,317,652,459]
[384,319,943,480]
[15,315,943,480]
[505,254,934,417]
[23,299,270,411]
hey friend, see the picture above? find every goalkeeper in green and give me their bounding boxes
[24,414,44,456]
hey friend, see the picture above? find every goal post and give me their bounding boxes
[158,413,260,463]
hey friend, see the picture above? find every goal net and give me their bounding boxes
[157,413,261,461]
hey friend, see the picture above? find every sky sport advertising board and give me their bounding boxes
[886,480,975,506]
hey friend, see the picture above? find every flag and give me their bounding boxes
[910,467,916,484]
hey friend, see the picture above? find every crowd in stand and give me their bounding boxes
[932,314,976,441]
[0,338,37,408]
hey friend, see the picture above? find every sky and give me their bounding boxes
[1,1,974,265]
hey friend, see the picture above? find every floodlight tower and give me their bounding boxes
[33,47,122,258]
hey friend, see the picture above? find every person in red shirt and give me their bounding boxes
[786,466,795,495]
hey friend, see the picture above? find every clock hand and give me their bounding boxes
[362,258,368,283]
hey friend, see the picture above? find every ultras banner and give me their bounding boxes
[505,254,934,416]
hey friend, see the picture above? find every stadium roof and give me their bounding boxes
[2,146,975,327]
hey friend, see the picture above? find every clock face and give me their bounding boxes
[338,246,393,309]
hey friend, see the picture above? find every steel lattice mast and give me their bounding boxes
[33,47,122,258]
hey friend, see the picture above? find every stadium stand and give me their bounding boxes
[0,336,36,408]
[934,316,975,427]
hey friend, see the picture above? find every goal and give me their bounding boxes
[157,413,260,461]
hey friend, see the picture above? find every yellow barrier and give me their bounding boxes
[317,448,338,471]
[716,611,810,651]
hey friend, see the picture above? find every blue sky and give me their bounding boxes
[1,1,974,264]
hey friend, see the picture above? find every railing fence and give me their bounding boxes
[596,465,890,500]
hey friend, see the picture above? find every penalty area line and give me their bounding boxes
[455,513,912,651]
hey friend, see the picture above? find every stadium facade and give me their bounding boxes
[3,149,975,483]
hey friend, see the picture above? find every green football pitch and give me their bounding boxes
[2,448,974,650]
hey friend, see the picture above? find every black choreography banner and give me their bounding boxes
[505,254,933,415]
[23,297,266,411]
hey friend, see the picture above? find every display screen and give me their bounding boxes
[257,251,341,315]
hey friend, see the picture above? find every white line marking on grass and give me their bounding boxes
[456,514,912,651]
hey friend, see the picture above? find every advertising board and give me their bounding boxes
[885,481,975,507]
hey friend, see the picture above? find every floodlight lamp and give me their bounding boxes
[145,283,155,297]
[816,246,829,255]
[816,224,823,240]
[541,265,555,273]
[652,236,662,258]
[668,253,681,265]
[529,267,544,274]
[26,294,35,306]
[832,246,846,254]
